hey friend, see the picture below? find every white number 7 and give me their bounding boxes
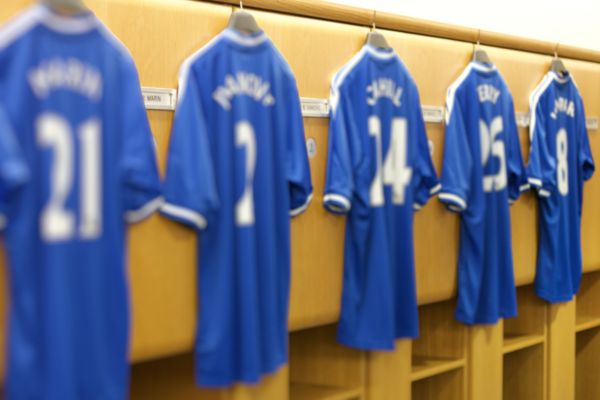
[369,116,412,207]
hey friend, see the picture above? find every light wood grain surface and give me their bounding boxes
[1,1,600,399]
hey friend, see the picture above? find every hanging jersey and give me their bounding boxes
[323,45,439,350]
[439,62,528,324]
[161,28,312,386]
[0,6,162,399]
[528,71,595,303]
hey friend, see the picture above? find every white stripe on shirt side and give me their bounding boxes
[529,73,553,141]
[0,5,44,51]
[329,48,368,115]
[177,34,224,101]
[445,64,473,124]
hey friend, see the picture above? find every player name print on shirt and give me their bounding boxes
[27,57,103,101]
[212,71,275,110]
[366,78,403,107]
[550,96,575,119]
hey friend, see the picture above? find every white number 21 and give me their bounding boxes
[37,114,101,242]
[369,116,413,206]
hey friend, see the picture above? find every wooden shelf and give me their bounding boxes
[290,383,362,400]
[411,357,466,382]
[576,315,600,333]
[503,333,545,354]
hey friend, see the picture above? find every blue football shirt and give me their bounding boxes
[0,5,162,399]
[161,28,313,386]
[528,71,595,303]
[323,45,439,350]
[439,62,528,324]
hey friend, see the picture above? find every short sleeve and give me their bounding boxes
[577,98,595,182]
[285,77,313,217]
[0,107,28,228]
[323,82,356,214]
[120,61,163,223]
[506,98,529,203]
[411,90,440,211]
[160,65,218,230]
[527,90,555,198]
[439,89,472,212]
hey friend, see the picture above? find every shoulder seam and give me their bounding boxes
[330,48,367,115]
[177,33,224,101]
[529,73,553,141]
[0,5,44,52]
[96,23,134,61]
[445,64,473,124]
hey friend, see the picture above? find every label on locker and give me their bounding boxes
[422,106,444,124]
[142,87,177,111]
[301,97,329,118]
[586,117,599,131]
[515,112,530,128]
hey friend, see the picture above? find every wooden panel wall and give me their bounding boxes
[1,0,600,393]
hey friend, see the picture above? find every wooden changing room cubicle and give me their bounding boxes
[2,0,600,399]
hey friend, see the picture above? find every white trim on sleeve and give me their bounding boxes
[429,183,442,195]
[413,203,423,211]
[125,196,164,223]
[519,183,531,192]
[439,192,467,211]
[290,193,313,217]
[538,189,551,198]
[323,193,351,212]
[528,177,543,188]
[161,202,207,230]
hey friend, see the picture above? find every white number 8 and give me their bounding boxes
[556,128,569,196]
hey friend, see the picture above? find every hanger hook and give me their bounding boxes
[240,0,243,10]
[554,43,559,58]
[372,9,377,31]
[476,29,481,47]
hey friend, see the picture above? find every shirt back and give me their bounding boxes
[439,62,528,324]
[161,29,313,386]
[323,45,439,349]
[0,6,162,399]
[528,71,595,302]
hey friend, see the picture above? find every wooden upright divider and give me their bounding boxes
[1,0,600,399]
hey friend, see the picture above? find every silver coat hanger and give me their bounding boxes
[43,0,87,13]
[472,30,492,65]
[551,43,568,77]
[227,0,261,34]
[366,10,391,50]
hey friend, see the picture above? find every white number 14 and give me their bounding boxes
[369,116,412,207]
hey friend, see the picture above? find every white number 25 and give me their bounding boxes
[480,116,507,192]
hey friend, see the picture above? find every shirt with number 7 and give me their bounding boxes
[323,45,440,350]
[161,28,313,386]
[438,62,528,325]
[527,71,595,303]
